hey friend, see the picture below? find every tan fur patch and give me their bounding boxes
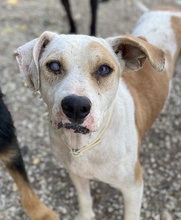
[134,159,143,185]
[152,6,180,12]
[171,15,181,56]
[134,137,143,185]
[87,41,120,89]
[88,41,118,68]
[0,148,16,165]
[8,168,59,220]
[165,50,174,79]
[124,61,169,184]
[123,60,169,139]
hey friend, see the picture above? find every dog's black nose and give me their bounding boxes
[61,95,91,124]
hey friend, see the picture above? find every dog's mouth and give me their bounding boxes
[58,122,90,134]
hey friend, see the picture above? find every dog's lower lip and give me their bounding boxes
[57,122,90,134]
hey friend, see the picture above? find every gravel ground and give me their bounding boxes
[0,0,181,219]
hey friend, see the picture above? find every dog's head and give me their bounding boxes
[15,31,164,134]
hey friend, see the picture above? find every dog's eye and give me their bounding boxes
[47,61,61,74]
[97,65,113,77]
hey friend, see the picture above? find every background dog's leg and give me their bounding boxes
[61,0,77,34]
[90,0,98,36]
[2,139,59,220]
[121,182,143,220]
[69,172,95,220]
[0,94,59,219]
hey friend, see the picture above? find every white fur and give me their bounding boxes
[49,78,141,220]
[133,11,181,74]
[132,11,179,58]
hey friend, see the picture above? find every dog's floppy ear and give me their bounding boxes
[15,31,57,91]
[106,34,165,73]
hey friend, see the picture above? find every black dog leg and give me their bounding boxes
[61,0,77,33]
[90,0,98,36]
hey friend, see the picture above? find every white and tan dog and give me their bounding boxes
[15,7,181,220]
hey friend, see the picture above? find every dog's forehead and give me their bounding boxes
[45,34,111,57]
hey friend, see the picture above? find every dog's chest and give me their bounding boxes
[67,153,124,184]
[68,156,95,179]
[66,149,136,188]
[51,135,137,187]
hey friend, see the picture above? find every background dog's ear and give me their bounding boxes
[106,35,165,73]
[15,31,57,91]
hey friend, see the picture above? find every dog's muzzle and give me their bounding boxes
[58,95,91,134]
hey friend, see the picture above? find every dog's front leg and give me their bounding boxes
[121,181,143,220]
[69,172,95,220]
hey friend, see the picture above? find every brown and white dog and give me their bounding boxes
[15,6,181,220]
